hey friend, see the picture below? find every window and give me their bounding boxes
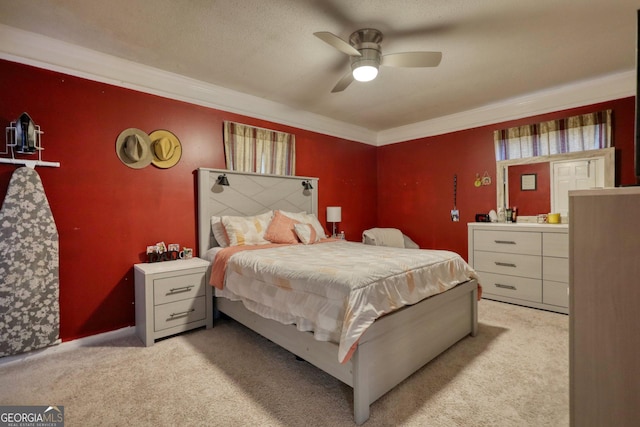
[223,121,295,175]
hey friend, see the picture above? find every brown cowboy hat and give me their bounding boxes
[115,128,153,169]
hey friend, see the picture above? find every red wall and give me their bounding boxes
[0,60,377,341]
[2,58,637,343]
[377,97,637,259]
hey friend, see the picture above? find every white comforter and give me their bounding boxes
[213,241,478,363]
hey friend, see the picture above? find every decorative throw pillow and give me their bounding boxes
[210,216,229,248]
[222,211,273,246]
[279,211,327,239]
[264,210,300,244]
[294,223,321,245]
[304,213,328,239]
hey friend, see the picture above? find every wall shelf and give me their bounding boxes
[3,117,60,168]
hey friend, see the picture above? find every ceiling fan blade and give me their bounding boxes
[381,51,442,68]
[331,72,354,93]
[314,31,362,57]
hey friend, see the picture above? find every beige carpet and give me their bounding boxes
[0,300,568,426]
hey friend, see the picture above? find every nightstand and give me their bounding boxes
[134,257,212,346]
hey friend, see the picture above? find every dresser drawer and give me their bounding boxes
[543,256,569,283]
[474,251,541,279]
[154,272,205,305]
[543,280,569,307]
[474,230,541,255]
[543,232,568,258]
[154,296,206,332]
[479,272,542,302]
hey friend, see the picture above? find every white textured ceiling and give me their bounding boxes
[1,0,639,135]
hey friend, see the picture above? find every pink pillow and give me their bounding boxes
[264,210,300,244]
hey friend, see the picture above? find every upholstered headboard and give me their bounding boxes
[196,168,318,256]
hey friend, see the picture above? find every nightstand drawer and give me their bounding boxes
[154,273,205,305]
[474,230,541,255]
[474,251,541,279]
[480,272,542,302]
[154,296,206,331]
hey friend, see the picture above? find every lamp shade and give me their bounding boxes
[326,206,342,222]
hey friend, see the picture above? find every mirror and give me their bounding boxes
[496,147,615,218]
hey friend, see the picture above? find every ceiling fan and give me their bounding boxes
[314,28,442,93]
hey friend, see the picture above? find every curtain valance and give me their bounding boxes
[223,121,295,175]
[494,109,612,161]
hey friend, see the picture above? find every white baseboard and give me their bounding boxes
[0,327,136,368]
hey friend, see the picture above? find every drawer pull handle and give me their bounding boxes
[495,283,517,290]
[169,309,195,318]
[495,261,517,268]
[168,286,194,294]
[494,240,516,244]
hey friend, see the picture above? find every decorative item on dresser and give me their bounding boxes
[134,258,212,346]
[467,222,568,314]
[569,187,640,426]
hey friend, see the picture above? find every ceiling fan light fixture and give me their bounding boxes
[351,48,381,82]
[352,64,378,82]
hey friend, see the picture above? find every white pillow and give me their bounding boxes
[210,216,229,248]
[278,210,307,222]
[222,211,273,246]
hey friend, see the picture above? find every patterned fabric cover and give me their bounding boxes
[0,167,59,357]
[212,241,478,363]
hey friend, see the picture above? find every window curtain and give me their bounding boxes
[494,109,612,161]
[223,121,295,175]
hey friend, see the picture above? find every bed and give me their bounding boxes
[197,168,479,424]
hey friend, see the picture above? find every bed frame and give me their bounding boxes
[197,168,478,424]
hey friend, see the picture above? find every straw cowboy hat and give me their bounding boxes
[149,130,182,169]
[115,128,153,169]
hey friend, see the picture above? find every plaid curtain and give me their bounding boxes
[494,109,612,161]
[223,121,295,176]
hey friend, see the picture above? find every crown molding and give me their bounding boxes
[1,24,633,148]
[376,70,635,146]
[0,24,377,145]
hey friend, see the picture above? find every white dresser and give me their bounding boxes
[467,222,569,314]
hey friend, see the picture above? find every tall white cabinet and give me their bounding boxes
[569,187,640,426]
[468,222,569,314]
